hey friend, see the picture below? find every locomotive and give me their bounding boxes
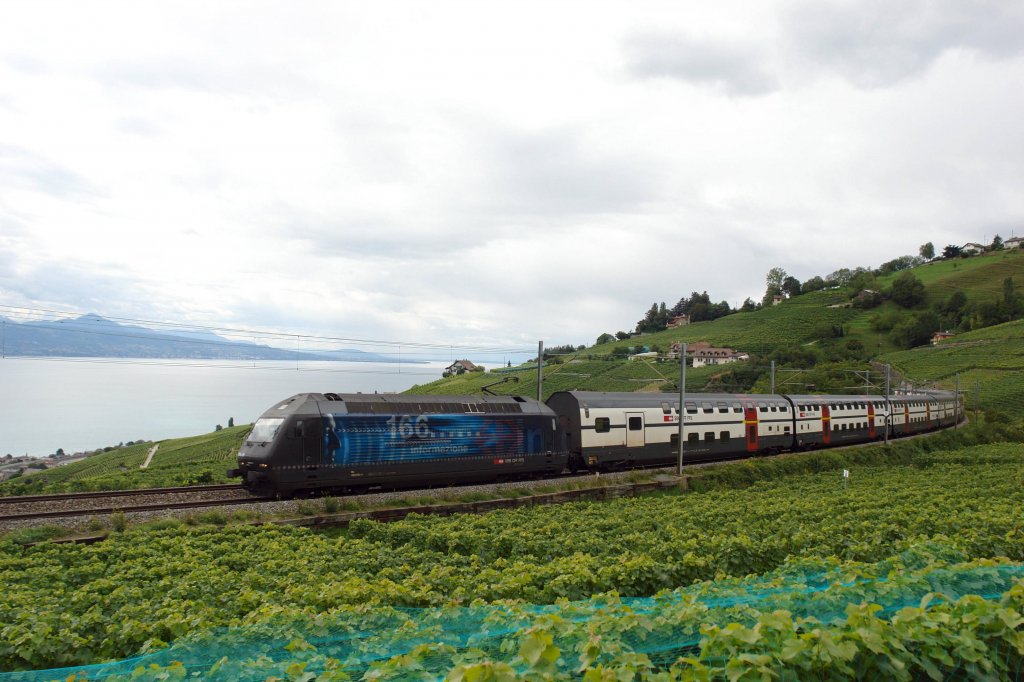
[230,389,961,495]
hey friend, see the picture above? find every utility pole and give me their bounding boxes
[884,364,891,445]
[770,360,775,394]
[954,372,960,430]
[677,342,687,477]
[536,341,544,402]
[975,379,981,420]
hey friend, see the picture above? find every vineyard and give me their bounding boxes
[2,437,1023,678]
[0,426,250,496]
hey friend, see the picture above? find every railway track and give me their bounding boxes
[0,483,243,505]
[0,495,268,523]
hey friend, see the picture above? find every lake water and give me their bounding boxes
[0,358,448,457]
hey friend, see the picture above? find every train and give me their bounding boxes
[229,389,962,495]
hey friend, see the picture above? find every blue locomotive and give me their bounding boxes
[230,392,566,494]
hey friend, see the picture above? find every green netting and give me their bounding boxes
[4,553,1023,681]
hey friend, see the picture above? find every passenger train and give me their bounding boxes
[230,389,961,495]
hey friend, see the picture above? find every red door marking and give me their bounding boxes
[867,402,876,439]
[744,402,758,452]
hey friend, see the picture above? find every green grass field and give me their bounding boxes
[0,425,251,495]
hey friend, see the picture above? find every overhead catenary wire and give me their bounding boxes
[0,304,536,354]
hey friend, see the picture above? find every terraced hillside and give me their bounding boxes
[0,425,250,495]
[408,249,1024,401]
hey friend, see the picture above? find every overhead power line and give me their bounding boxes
[0,304,536,354]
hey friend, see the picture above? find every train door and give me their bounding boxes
[626,413,645,448]
[821,404,831,445]
[867,402,876,439]
[288,418,323,483]
[743,402,758,452]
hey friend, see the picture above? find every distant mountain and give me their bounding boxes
[0,315,415,363]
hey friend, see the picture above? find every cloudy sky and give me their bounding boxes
[2,0,1023,356]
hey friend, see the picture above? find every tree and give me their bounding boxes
[825,268,854,287]
[942,244,962,259]
[595,333,615,345]
[740,297,758,312]
[634,302,670,334]
[781,276,801,298]
[991,234,1004,251]
[763,267,786,305]
[891,311,940,349]
[920,242,935,260]
[890,271,926,308]
[615,331,630,341]
[228,417,234,428]
[765,267,787,291]
[802,275,825,293]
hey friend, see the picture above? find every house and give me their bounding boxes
[932,331,956,345]
[962,242,986,254]
[692,347,748,368]
[667,314,690,328]
[1005,236,1024,249]
[667,340,712,359]
[772,294,785,306]
[444,359,477,375]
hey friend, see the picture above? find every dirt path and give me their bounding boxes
[139,444,159,469]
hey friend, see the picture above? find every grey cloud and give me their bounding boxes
[476,127,663,217]
[623,32,780,96]
[785,0,1024,88]
[0,145,100,199]
[1,262,138,311]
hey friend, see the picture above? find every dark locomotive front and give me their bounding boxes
[231,392,568,495]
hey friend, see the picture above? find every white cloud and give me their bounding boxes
[0,0,1022,351]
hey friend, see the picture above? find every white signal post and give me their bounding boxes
[677,342,687,477]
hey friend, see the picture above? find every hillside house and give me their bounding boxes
[667,340,712,359]
[444,359,478,375]
[693,347,749,368]
[667,314,690,328]
[932,331,956,345]
[962,242,986,254]
[1005,237,1023,249]
[772,294,785,306]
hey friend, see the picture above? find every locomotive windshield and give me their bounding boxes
[249,417,285,444]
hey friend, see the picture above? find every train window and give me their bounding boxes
[670,433,678,446]
[661,402,672,414]
[702,402,714,413]
[628,417,643,430]
[688,432,699,444]
[717,402,728,413]
[732,403,742,412]
[595,418,610,433]
[249,418,284,444]
[705,431,715,441]
[720,431,730,441]
[769,405,777,412]
[784,426,790,433]
[758,402,768,412]
[686,402,698,414]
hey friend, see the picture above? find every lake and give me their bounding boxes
[0,358,448,457]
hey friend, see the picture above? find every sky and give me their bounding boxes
[2,0,1023,356]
